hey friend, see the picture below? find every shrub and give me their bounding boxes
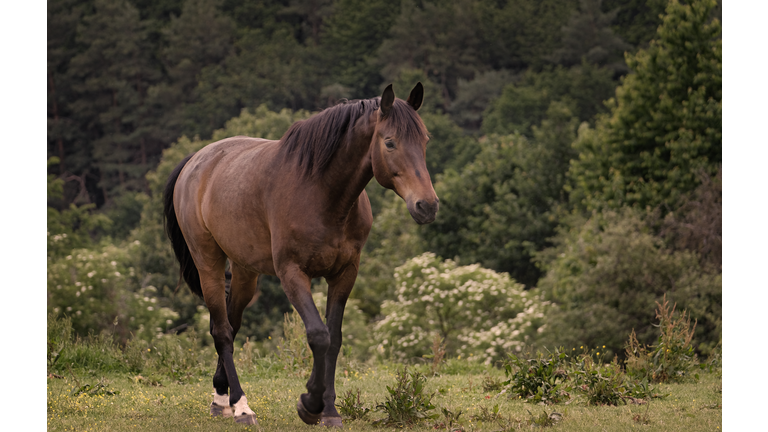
[336,389,371,421]
[47,241,179,342]
[533,209,721,358]
[501,349,571,405]
[571,352,626,406]
[374,253,551,365]
[374,368,438,427]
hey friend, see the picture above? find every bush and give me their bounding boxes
[502,349,571,405]
[336,389,371,421]
[374,253,551,365]
[533,209,721,358]
[47,241,179,342]
[374,368,438,427]
[570,352,626,406]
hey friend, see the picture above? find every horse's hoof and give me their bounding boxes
[319,416,343,427]
[234,413,259,425]
[296,398,322,425]
[210,402,233,418]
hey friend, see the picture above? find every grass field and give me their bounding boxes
[47,359,721,431]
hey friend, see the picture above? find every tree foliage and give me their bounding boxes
[532,208,721,358]
[47,0,721,360]
[483,62,615,138]
[422,102,580,287]
[567,0,721,212]
[547,0,631,74]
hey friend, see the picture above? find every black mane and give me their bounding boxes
[279,97,427,177]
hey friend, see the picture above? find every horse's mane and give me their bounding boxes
[279,96,427,177]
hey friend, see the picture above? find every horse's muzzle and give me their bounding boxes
[408,198,439,225]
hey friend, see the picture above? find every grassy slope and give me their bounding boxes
[47,361,721,431]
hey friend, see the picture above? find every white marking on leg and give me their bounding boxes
[233,396,256,417]
[213,391,229,407]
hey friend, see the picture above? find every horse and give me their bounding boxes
[162,83,438,426]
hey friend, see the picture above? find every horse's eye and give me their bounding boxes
[385,139,396,150]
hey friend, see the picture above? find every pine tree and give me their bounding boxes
[376,0,484,109]
[568,0,721,212]
[547,0,631,74]
[321,0,399,98]
[150,0,236,141]
[68,0,162,202]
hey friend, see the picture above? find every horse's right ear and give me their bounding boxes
[380,84,394,118]
[407,82,424,111]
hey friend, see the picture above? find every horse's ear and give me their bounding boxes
[380,84,394,117]
[407,82,424,111]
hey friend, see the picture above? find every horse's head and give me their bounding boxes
[371,83,439,224]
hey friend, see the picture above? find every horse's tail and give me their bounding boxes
[163,154,203,299]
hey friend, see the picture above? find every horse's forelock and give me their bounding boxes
[386,99,429,144]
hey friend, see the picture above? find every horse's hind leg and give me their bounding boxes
[211,263,260,420]
[210,271,233,417]
[318,265,358,427]
[198,258,258,425]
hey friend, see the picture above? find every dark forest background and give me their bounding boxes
[47,0,722,360]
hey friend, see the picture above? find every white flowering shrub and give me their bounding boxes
[47,241,178,341]
[374,253,551,365]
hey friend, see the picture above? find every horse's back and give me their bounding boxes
[174,135,281,274]
[174,134,372,279]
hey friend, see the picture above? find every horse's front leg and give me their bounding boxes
[278,264,330,425]
[318,264,358,427]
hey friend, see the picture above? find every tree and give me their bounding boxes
[482,62,616,138]
[449,69,513,130]
[567,0,721,213]
[149,0,236,143]
[422,102,580,287]
[48,0,83,180]
[547,0,631,74]
[189,23,326,136]
[376,0,485,110]
[532,208,721,357]
[68,0,163,202]
[602,0,668,48]
[474,0,579,71]
[321,0,399,98]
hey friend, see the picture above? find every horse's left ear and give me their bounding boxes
[380,84,394,118]
[407,82,424,111]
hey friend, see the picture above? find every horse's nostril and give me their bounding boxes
[416,200,425,212]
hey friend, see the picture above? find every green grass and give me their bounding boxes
[48,360,721,431]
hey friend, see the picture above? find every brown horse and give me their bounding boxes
[163,83,438,426]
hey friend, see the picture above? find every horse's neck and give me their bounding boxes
[318,129,375,220]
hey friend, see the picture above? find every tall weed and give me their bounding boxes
[275,309,312,376]
[625,296,698,383]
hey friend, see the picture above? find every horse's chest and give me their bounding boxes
[300,237,360,277]
[278,224,363,278]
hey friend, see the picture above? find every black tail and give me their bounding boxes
[163,154,203,299]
